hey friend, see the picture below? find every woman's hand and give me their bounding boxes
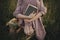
[27,12,42,22]
[16,13,36,19]
[24,12,36,22]
[24,12,43,22]
[28,11,36,19]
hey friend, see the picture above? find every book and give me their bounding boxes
[24,4,38,16]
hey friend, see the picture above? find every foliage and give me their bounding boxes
[0,0,60,40]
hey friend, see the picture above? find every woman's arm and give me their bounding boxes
[16,12,36,19]
[24,12,42,22]
[39,0,47,15]
[16,14,31,19]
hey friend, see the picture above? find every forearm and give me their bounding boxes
[16,14,32,19]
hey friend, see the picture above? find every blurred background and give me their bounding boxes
[0,0,60,40]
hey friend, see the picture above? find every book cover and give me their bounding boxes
[24,4,38,16]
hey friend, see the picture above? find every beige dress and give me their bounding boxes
[13,0,47,40]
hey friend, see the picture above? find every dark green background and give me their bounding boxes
[0,0,60,40]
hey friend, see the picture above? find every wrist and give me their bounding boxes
[30,18,33,22]
[39,12,43,17]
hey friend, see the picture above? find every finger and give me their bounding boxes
[29,11,34,16]
[32,13,36,17]
[31,11,34,14]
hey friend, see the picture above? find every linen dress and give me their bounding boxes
[13,0,47,40]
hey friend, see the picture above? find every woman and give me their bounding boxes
[13,0,47,40]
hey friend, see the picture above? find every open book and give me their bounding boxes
[24,4,38,16]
